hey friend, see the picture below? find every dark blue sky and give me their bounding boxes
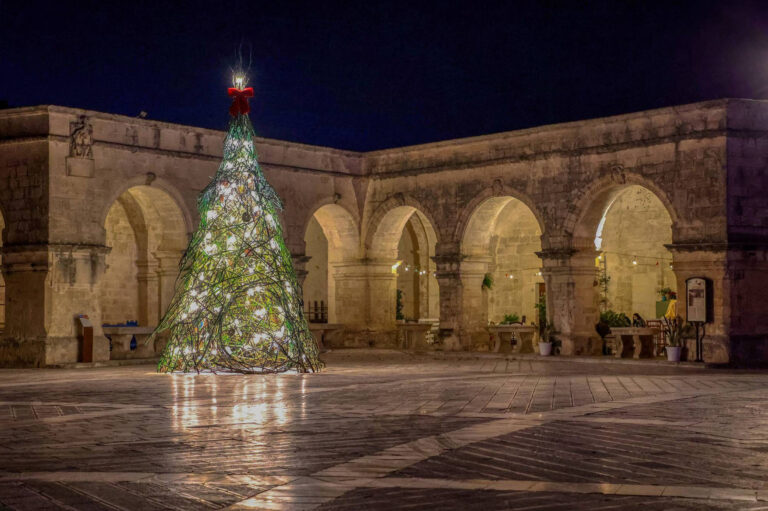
[4,0,768,151]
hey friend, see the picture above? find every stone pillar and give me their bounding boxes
[155,251,180,322]
[0,244,108,367]
[667,244,732,364]
[290,253,311,288]
[433,249,492,351]
[538,247,601,356]
[0,246,49,366]
[332,259,398,347]
[136,259,159,326]
[722,246,768,364]
[433,252,464,350]
[459,256,492,349]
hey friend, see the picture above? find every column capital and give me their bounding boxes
[535,247,578,261]
[153,251,180,276]
[431,253,465,275]
[136,259,160,281]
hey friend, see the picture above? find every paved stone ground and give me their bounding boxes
[0,349,767,510]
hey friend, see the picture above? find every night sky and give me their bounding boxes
[4,0,768,151]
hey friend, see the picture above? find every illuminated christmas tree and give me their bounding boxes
[151,75,322,373]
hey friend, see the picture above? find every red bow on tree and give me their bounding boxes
[228,87,254,116]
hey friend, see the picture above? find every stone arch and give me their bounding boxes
[568,174,680,250]
[365,194,441,259]
[303,203,361,323]
[366,199,441,324]
[100,186,188,332]
[99,176,193,238]
[459,195,544,345]
[572,180,678,323]
[454,186,545,247]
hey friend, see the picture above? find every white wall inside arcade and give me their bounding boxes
[598,186,676,320]
[303,215,329,320]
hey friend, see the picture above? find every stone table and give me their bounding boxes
[488,325,537,354]
[101,326,157,360]
[610,327,659,359]
[397,323,434,352]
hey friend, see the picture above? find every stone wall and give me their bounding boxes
[2,99,768,364]
[100,201,140,324]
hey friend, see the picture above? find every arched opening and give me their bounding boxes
[396,211,439,321]
[369,205,440,324]
[100,186,188,328]
[303,204,359,324]
[461,197,543,335]
[589,185,676,321]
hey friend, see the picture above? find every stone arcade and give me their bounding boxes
[1,99,767,366]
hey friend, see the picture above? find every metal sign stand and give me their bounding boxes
[691,321,705,362]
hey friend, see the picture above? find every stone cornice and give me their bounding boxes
[666,242,768,252]
[6,99,768,180]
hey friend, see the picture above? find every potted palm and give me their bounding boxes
[661,315,690,362]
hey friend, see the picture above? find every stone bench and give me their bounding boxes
[610,327,659,359]
[307,323,343,350]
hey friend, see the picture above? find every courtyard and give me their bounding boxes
[1,350,768,510]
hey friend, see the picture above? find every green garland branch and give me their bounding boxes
[149,80,321,374]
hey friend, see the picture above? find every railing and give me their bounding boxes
[306,301,328,324]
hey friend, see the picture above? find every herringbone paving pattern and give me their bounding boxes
[0,350,766,510]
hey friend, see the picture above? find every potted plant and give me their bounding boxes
[538,320,558,355]
[661,315,690,362]
[500,313,520,325]
[658,287,677,301]
[395,289,405,321]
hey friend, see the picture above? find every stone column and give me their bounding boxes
[0,246,49,366]
[433,253,464,349]
[332,259,398,347]
[538,247,601,356]
[459,256,492,349]
[155,251,181,323]
[290,253,311,289]
[433,249,492,351]
[136,259,159,326]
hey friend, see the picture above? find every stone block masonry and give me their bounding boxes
[1,99,767,365]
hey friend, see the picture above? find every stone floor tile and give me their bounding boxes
[0,350,766,510]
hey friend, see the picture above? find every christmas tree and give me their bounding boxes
[150,75,322,374]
